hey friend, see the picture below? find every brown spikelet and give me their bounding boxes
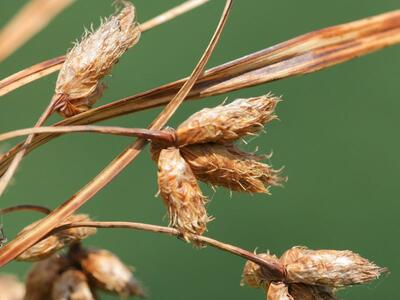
[77,248,145,298]
[181,143,284,193]
[17,214,96,261]
[0,275,25,300]
[280,246,387,287]
[267,282,293,300]
[176,95,279,146]
[288,284,337,300]
[241,253,280,288]
[52,269,97,300]
[54,1,141,117]
[24,255,70,300]
[157,147,211,239]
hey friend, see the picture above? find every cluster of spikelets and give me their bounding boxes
[241,246,387,300]
[151,95,284,241]
[53,0,141,117]
[6,215,144,300]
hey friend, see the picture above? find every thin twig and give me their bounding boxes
[0,0,210,97]
[0,0,232,267]
[1,10,399,174]
[50,220,286,280]
[0,126,175,145]
[0,205,51,216]
[0,0,75,63]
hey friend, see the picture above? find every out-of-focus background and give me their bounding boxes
[0,1,399,299]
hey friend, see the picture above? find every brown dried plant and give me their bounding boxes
[0,1,398,299]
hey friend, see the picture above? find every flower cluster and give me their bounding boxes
[23,245,144,300]
[53,0,141,117]
[241,246,387,299]
[152,94,284,240]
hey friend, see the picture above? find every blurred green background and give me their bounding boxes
[0,0,399,299]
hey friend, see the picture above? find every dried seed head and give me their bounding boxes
[0,275,25,300]
[25,254,70,300]
[176,95,279,146]
[267,282,293,300]
[54,1,140,117]
[181,144,284,193]
[288,284,337,300]
[52,270,97,300]
[241,253,280,288]
[280,246,387,287]
[157,147,211,240]
[17,214,96,261]
[78,248,145,298]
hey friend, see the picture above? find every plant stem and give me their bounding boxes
[0,126,175,145]
[50,220,286,281]
[0,205,51,215]
[0,0,232,267]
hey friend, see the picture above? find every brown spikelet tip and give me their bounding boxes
[52,269,96,300]
[181,143,284,193]
[157,147,212,241]
[241,253,280,288]
[176,94,280,146]
[17,214,96,261]
[0,274,25,300]
[281,246,388,287]
[77,248,146,298]
[54,0,141,117]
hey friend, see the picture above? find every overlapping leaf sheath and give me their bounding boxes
[53,1,141,117]
[157,147,211,239]
[17,214,96,261]
[241,246,387,300]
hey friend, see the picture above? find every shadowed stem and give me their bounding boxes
[50,220,286,281]
[0,0,232,267]
[0,126,175,145]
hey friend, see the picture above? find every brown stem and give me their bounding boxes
[0,126,175,145]
[1,10,399,175]
[0,205,51,215]
[0,0,210,96]
[0,0,232,267]
[50,220,286,281]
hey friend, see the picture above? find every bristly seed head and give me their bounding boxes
[176,94,279,146]
[280,246,387,287]
[157,147,211,241]
[180,143,284,193]
[17,214,96,261]
[241,253,280,288]
[77,248,145,298]
[54,0,141,117]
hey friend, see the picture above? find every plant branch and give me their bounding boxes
[0,0,232,267]
[0,205,51,216]
[1,10,399,175]
[0,126,175,145]
[0,0,75,63]
[0,0,210,97]
[50,220,286,280]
